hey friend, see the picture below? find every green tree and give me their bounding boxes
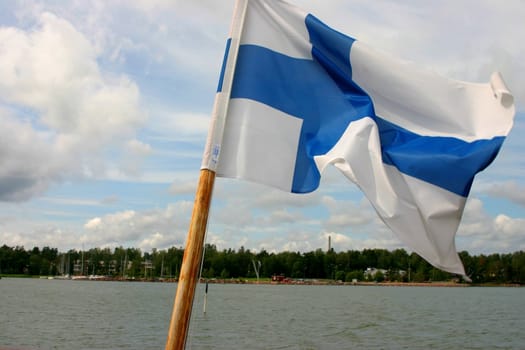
[361,249,378,269]
[511,251,525,283]
[345,270,364,282]
[376,249,392,270]
[220,268,230,279]
[335,270,346,281]
[28,251,42,275]
[374,270,385,282]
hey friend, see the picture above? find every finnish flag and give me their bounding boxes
[202,0,515,275]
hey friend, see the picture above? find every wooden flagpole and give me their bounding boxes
[165,1,248,349]
[165,168,215,350]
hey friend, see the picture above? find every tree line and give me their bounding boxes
[1,244,524,284]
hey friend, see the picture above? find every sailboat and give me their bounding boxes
[54,253,71,280]
[72,250,87,280]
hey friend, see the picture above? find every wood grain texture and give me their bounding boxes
[165,169,216,350]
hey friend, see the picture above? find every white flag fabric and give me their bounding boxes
[202,0,515,275]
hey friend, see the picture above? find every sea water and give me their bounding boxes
[1,278,523,349]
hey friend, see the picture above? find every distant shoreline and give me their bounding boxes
[202,279,522,287]
[2,275,521,287]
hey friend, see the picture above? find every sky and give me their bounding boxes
[0,0,523,257]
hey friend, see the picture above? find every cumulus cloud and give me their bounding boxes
[263,210,301,225]
[117,139,152,177]
[0,225,83,251]
[320,231,403,253]
[0,115,63,201]
[321,196,375,230]
[214,199,255,229]
[157,111,212,138]
[0,12,148,201]
[84,217,102,229]
[484,181,525,207]
[168,180,197,196]
[82,202,193,250]
[253,185,321,209]
[457,197,525,253]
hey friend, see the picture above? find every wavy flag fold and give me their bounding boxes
[202,0,515,275]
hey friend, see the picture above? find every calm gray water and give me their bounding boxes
[0,278,523,349]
